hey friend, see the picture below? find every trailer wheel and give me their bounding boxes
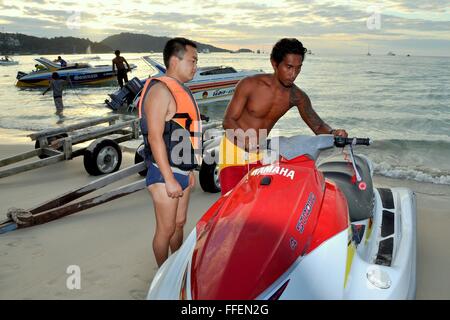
[199,160,221,193]
[134,142,148,176]
[83,139,122,176]
[35,133,68,159]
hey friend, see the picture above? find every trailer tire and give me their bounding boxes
[35,133,68,159]
[199,160,221,193]
[83,139,122,176]
[134,142,148,177]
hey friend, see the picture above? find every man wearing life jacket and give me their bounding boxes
[139,37,201,267]
[220,38,348,195]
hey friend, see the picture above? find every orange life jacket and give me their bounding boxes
[138,76,202,170]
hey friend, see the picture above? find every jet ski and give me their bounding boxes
[148,134,417,299]
[15,57,136,87]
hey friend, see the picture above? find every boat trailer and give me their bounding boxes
[0,119,223,234]
[0,115,140,179]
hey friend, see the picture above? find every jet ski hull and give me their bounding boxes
[147,136,417,300]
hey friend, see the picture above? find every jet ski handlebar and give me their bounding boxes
[269,135,371,162]
[334,137,372,148]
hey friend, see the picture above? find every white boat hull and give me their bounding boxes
[140,56,262,106]
[0,60,19,66]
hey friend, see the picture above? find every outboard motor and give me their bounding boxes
[16,71,27,80]
[126,77,144,96]
[105,77,144,111]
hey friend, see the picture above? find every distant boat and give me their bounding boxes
[1,32,20,65]
[387,51,396,56]
[367,45,371,56]
[83,45,100,60]
[406,54,411,57]
[0,56,19,66]
[82,55,101,60]
[306,49,314,55]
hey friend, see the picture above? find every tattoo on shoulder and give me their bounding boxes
[289,86,301,107]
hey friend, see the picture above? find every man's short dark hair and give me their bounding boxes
[115,50,120,56]
[52,72,59,80]
[163,37,197,68]
[270,38,307,65]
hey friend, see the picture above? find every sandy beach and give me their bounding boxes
[1,140,449,300]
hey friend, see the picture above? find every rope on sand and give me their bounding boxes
[6,207,34,227]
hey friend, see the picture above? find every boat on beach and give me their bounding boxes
[15,57,136,88]
[143,56,262,104]
[105,56,262,110]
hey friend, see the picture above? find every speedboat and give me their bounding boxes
[144,56,262,104]
[148,134,417,299]
[0,56,19,66]
[15,57,136,88]
[105,56,262,110]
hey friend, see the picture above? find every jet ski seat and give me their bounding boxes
[318,154,374,222]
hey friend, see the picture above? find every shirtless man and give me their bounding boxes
[112,50,131,88]
[219,38,348,195]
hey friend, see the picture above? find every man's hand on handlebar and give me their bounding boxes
[331,129,348,138]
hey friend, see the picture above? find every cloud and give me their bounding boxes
[231,2,269,11]
[387,0,450,13]
[0,0,449,55]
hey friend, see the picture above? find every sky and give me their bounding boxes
[1,0,449,56]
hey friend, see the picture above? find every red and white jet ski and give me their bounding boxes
[148,135,417,299]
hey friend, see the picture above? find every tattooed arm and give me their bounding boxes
[292,86,348,137]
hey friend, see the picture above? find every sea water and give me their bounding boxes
[0,52,448,184]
